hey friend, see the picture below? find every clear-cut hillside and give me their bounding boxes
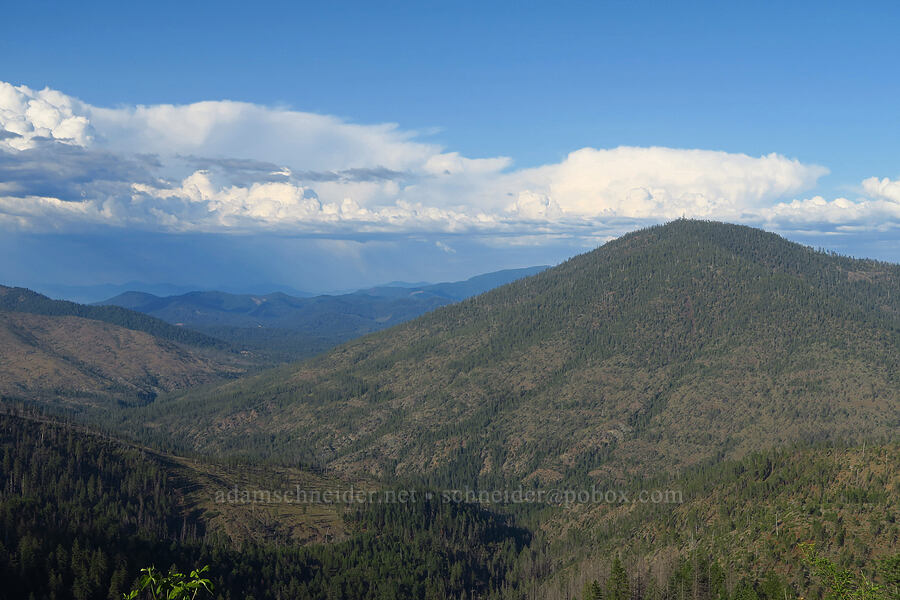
[0,287,246,407]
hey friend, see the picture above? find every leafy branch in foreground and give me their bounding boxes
[123,565,213,600]
[800,543,884,600]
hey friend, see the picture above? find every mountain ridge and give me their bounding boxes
[0,285,226,348]
[97,266,548,361]
[117,220,899,484]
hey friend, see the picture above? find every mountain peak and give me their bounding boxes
[133,222,898,486]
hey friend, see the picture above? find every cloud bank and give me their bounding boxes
[2,80,898,241]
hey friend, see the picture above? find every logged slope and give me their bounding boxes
[132,221,900,484]
[0,312,245,406]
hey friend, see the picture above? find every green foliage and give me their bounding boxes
[583,578,603,600]
[122,566,213,600]
[800,543,886,600]
[879,554,900,600]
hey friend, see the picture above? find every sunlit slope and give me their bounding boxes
[0,312,242,407]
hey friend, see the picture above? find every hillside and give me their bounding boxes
[358,266,549,300]
[536,442,900,598]
[98,267,546,361]
[1,413,896,600]
[122,221,900,483]
[32,281,314,304]
[0,412,530,599]
[0,285,224,348]
[0,287,253,407]
[0,311,245,407]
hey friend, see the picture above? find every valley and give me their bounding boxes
[1,221,898,600]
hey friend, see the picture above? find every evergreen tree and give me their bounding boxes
[608,557,630,600]
[583,578,603,600]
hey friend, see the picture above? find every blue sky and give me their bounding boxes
[1,1,899,297]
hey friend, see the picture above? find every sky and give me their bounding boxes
[1,1,899,297]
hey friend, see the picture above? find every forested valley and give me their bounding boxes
[1,221,898,599]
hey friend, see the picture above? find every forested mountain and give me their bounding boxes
[358,266,549,300]
[98,266,547,361]
[0,266,548,408]
[33,281,314,305]
[120,220,899,484]
[3,221,898,599]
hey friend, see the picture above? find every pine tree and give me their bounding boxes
[608,557,630,600]
[583,578,603,600]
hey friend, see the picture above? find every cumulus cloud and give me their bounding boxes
[508,191,563,220]
[760,189,900,232]
[862,176,900,204]
[87,99,442,173]
[500,147,827,220]
[2,79,896,240]
[0,82,93,150]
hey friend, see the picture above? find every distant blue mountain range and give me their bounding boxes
[29,281,315,304]
[97,266,547,362]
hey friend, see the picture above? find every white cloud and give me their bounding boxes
[120,170,502,234]
[508,191,563,220]
[760,194,900,231]
[0,82,93,150]
[88,100,445,173]
[435,240,456,254]
[751,177,900,230]
[3,79,896,240]
[862,176,900,204]
[498,147,827,220]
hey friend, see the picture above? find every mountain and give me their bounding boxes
[98,266,548,361]
[25,282,204,304]
[359,266,548,299]
[28,281,315,304]
[0,285,224,348]
[121,220,899,484]
[3,222,898,599]
[0,286,247,407]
